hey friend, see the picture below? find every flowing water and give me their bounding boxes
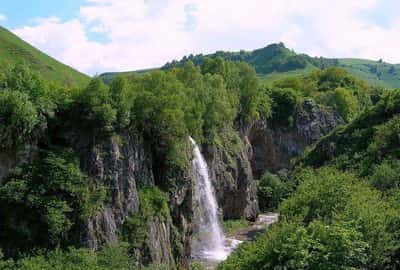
[189,137,279,269]
[189,137,232,262]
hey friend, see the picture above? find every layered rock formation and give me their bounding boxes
[0,98,344,268]
[205,141,258,221]
[249,99,345,177]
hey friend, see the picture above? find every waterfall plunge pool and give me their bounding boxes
[189,137,279,268]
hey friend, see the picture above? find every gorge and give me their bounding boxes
[1,28,376,269]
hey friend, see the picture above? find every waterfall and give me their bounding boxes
[189,137,229,262]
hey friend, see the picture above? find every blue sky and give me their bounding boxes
[1,0,400,75]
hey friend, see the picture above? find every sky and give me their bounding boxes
[1,0,400,75]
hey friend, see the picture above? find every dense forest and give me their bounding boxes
[0,49,399,269]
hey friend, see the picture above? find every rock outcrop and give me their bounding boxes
[0,98,343,267]
[80,134,150,250]
[249,99,345,177]
[77,133,192,269]
[205,138,259,221]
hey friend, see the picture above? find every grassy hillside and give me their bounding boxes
[100,43,400,88]
[302,89,400,169]
[0,26,89,87]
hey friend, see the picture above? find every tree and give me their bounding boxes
[269,87,299,127]
[0,91,38,148]
[0,150,105,257]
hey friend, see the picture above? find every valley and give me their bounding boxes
[0,23,399,270]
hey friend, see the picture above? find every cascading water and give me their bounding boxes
[189,137,230,262]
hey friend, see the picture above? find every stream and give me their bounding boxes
[193,213,279,270]
[189,136,279,269]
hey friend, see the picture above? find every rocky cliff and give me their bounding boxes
[205,138,259,221]
[249,99,345,177]
[75,133,192,268]
[0,98,344,268]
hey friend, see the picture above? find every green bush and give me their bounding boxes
[279,168,356,224]
[371,160,400,191]
[75,78,117,134]
[330,87,360,121]
[122,186,171,250]
[269,87,299,127]
[0,90,38,148]
[256,170,293,211]
[220,167,400,269]
[0,149,105,257]
[0,245,133,270]
[223,219,249,235]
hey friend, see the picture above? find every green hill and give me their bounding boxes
[100,43,400,89]
[0,26,89,87]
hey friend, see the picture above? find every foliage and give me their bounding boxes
[110,76,133,130]
[223,219,249,235]
[0,64,61,148]
[268,87,299,127]
[272,67,372,122]
[0,245,133,270]
[0,90,38,148]
[0,149,105,257]
[221,167,400,269]
[122,187,171,250]
[303,89,400,171]
[188,261,205,270]
[218,220,368,270]
[74,77,117,135]
[0,26,89,87]
[330,87,360,121]
[370,160,400,191]
[256,170,294,211]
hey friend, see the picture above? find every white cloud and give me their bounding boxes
[11,0,400,75]
[0,14,6,21]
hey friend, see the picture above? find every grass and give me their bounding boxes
[223,219,249,235]
[99,44,400,89]
[337,58,400,89]
[0,26,90,88]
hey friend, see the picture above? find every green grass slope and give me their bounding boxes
[100,43,400,88]
[302,90,400,168]
[0,26,89,87]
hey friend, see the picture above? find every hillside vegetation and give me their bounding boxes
[101,43,400,89]
[1,26,400,269]
[1,55,390,269]
[219,88,400,269]
[0,59,273,269]
[0,26,89,87]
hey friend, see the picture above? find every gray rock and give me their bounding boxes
[249,99,345,176]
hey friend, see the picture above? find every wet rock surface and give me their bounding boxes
[194,213,279,270]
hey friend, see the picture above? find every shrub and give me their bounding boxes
[269,87,299,127]
[0,149,105,256]
[0,90,38,148]
[256,170,293,211]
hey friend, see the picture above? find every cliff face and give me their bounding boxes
[249,99,345,177]
[205,141,259,221]
[77,133,191,268]
[79,134,150,250]
[0,98,343,267]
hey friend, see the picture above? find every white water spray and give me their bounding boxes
[189,137,230,262]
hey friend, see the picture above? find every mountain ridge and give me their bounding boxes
[100,43,400,88]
